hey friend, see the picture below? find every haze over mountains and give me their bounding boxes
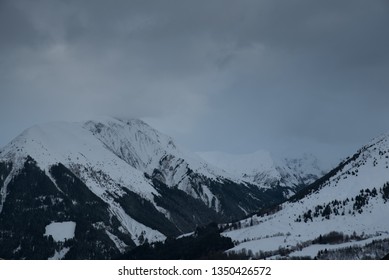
[0,117,388,259]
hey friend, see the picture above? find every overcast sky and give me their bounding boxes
[1,0,389,166]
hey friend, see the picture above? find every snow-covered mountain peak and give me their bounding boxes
[1,121,87,165]
[197,150,276,177]
[82,117,178,172]
[80,117,236,185]
[281,152,324,179]
[0,117,239,186]
[198,149,326,195]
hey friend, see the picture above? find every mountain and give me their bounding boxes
[222,134,389,259]
[0,117,280,259]
[198,150,326,198]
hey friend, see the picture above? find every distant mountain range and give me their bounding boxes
[198,150,326,198]
[1,117,388,259]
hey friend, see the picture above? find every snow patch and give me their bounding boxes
[44,221,76,242]
[48,247,70,260]
[105,230,127,253]
[108,201,165,245]
[0,168,15,215]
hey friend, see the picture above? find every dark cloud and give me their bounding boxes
[1,0,388,165]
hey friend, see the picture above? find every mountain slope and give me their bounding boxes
[222,134,389,259]
[0,117,280,259]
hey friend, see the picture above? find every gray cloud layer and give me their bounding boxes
[1,0,389,164]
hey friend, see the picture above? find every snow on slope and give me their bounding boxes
[223,134,389,258]
[83,117,241,188]
[288,234,389,259]
[5,120,157,197]
[198,150,325,193]
[80,117,246,211]
[0,119,159,202]
[0,167,14,215]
